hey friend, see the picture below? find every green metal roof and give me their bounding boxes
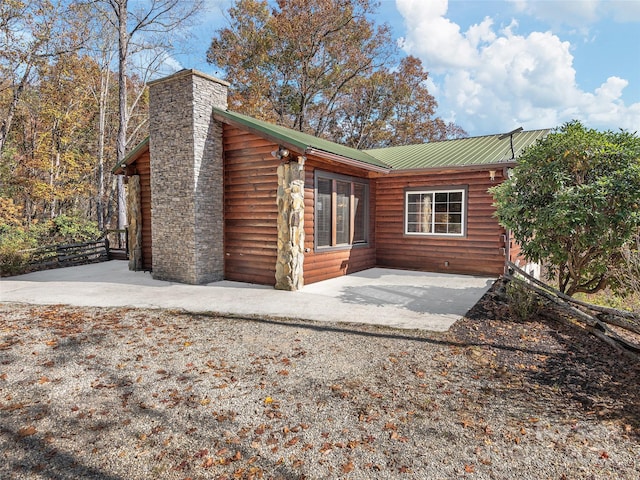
[212,108,392,171]
[365,129,550,170]
[116,112,549,175]
[112,136,149,174]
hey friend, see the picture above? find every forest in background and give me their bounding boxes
[0,0,201,263]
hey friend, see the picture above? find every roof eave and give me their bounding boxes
[305,148,391,174]
[213,112,309,154]
[388,160,517,175]
[214,111,391,173]
[112,137,150,174]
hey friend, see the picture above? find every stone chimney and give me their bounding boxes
[148,70,228,284]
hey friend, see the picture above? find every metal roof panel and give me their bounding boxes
[365,129,550,169]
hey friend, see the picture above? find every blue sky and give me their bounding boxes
[173,0,640,136]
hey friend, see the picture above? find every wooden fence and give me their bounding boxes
[25,238,110,272]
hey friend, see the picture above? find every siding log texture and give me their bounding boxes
[223,126,280,285]
[303,158,376,285]
[374,168,507,276]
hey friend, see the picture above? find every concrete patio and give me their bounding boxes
[0,261,495,331]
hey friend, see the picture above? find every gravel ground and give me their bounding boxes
[0,287,638,479]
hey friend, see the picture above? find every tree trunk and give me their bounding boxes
[0,63,32,153]
[96,66,109,231]
[115,0,129,244]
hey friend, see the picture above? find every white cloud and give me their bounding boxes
[396,0,640,134]
[509,0,600,27]
[509,0,640,26]
[605,0,640,22]
[397,0,479,71]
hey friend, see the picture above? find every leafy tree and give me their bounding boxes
[207,0,464,146]
[330,56,466,148]
[491,121,640,296]
[0,0,89,153]
[4,53,99,222]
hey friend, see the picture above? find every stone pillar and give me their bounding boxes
[275,159,305,291]
[148,70,228,284]
[127,175,142,271]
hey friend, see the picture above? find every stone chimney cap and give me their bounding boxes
[148,69,230,88]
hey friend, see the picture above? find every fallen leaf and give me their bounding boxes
[465,464,475,473]
[341,461,354,473]
[18,426,37,437]
[264,397,274,405]
[285,436,300,448]
[194,449,208,458]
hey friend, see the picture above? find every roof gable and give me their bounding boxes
[212,108,391,172]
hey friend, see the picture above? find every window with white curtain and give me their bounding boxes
[405,189,465,236]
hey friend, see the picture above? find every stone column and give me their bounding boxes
[275,158,305,291]
[148,70,228,284]
[127,175,142,271]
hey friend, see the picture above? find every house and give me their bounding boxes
[114,69,548,290]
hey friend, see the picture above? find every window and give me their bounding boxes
[405,189,465,236]
[315,172,369,249]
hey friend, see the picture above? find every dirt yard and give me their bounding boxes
[1,286,638,479]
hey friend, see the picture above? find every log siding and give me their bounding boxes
[223,125,282,285]
[303,158,376,285]
[374,168,508,276]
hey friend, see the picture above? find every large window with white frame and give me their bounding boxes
[405,188,466,236]
[315,172,369,249]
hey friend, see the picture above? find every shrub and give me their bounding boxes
[0,228,33,276]
[49,214,101,243]
[505,279,540,320]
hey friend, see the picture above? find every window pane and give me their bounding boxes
[434,192,448,203]
[353,183,366,243]
[335,181,350,245]
[449,223,462,234]
[450,202,462,213]
[449,214,462,224]
[316,178,331,247]
[450,192,462,202]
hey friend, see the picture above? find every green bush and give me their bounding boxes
[49,214,101,243]
[0,214,101,276]
[505,279,540,320]
[0,228,33,276]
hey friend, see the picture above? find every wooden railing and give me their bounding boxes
[25,238,110,271]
